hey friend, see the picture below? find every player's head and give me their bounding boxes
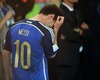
[39,4,63,20]
[39,4,63,27]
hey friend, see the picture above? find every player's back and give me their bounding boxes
[10,20,49,80]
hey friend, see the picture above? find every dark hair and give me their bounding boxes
[39,4,63,20]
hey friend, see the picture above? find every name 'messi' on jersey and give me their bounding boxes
[18,29,30,36]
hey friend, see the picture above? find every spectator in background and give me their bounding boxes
[0,0,15,80]
[6,0,34,21]
[75,0,100,80]
[52,0,89,80]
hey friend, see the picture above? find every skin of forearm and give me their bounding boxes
[54,29,58,45]
[2,50,11,80]
[0,16,9,31]
[53,16,64,45]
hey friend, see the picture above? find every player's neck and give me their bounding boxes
[30,14,46,25]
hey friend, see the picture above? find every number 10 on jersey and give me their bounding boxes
[14,40,31,69]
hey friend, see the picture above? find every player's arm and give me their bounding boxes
[42,16,64,58]
[50,16,64,57]
[2,50,11,80]
[2,30,12,80]
[53,16,64,45]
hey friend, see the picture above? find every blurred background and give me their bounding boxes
[6,0,52,21]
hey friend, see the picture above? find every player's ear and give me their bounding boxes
[47,14,55,20]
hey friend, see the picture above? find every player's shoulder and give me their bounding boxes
[10,19,32,29]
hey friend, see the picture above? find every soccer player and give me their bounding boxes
[2,4,64,80]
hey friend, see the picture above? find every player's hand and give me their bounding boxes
[54,16,64,32]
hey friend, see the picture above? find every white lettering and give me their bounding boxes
[18,29,30,36]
